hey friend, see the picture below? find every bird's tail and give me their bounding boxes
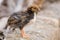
[0,31,5,40]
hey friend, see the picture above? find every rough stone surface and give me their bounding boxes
[0,1,60,40]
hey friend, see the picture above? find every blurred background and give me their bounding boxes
[0,0,60,40]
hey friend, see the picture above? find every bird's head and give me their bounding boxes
[27,5,40,14]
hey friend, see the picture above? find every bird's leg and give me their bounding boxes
[20,29,29,38]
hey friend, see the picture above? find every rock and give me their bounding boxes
[0,1,60,40]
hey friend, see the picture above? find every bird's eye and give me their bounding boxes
[34,8,36,9]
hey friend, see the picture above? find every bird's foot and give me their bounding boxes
[21,33,29,38]
[20,29,30,38]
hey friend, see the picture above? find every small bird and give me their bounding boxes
[4,5,40,38]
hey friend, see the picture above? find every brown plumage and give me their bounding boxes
[4,5,40,38]
[4,0,44,38]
